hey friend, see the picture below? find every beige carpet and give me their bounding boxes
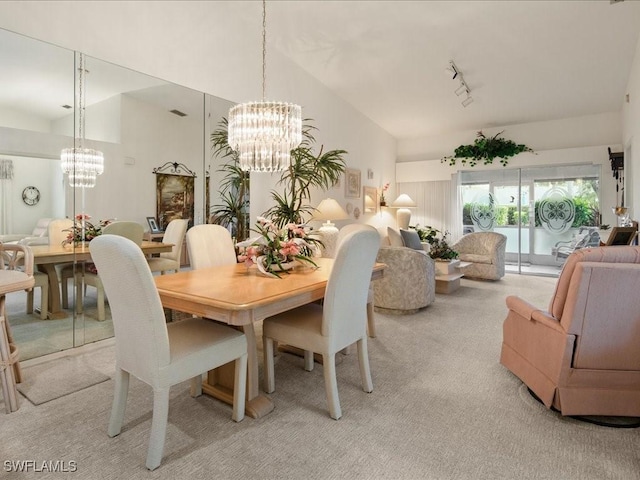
[2,273,640,479]
[17,356,110,405]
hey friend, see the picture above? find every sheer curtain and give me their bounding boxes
[398,176,463,242]
[0,159,13,234]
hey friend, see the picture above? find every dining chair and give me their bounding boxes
[262,229,380,420]
[12,238,49,320]
[336,223,378,338]
[186,224,236,270]
[73,221,144,321]
[89,235,247,470]
[146,219,188,275]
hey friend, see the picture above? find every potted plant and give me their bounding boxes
[410,224,459,261]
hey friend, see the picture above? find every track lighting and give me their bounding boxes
[455,83,469,96]
[448,60,473,108]
[462,95,474,108]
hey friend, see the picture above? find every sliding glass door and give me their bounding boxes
[461,164,601,276]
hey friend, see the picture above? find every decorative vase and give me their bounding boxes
[256,256,296,278]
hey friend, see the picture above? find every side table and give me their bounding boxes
[434,259,472,294]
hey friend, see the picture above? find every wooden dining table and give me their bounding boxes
[154,257,385,419]
[30,241,173,319]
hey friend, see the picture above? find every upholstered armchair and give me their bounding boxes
[0,218,51,245]
[500,246,640,417]
[373,246,435,314]
[452,231,506,280]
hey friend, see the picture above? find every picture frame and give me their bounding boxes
[147,216,161,234]
[363,186,378,213]
[155,173,195,230]
[605,226,637,246]
[345,168,361,198]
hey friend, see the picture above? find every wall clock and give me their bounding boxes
[22,186,40,206]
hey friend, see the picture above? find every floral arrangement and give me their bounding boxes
[236,217,321,278]
[380,182,390,205]
[410,224,459,260]
[62,214,112,246]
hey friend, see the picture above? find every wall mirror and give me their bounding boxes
[0,26,234,360]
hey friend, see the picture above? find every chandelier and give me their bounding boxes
[61,52,104,187]
[228,0,302,172]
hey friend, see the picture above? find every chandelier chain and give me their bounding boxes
[78,52,85,150]
[262,0,267,102]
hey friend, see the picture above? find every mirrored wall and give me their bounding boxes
[0,27,234,360]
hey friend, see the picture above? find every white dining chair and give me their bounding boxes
[186,224,237,270]
[146,219,188,275]
[14,238,49,320]
[336,223,378,338]
[262,229,380,420]
[89,234,247,470]
[73,221,144,321]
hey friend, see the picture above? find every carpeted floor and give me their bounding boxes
[1,274,639,479]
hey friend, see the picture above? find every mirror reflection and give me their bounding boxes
[0,27,233,361]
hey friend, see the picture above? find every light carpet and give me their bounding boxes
[1,273,639,479]
[16,356,110,405]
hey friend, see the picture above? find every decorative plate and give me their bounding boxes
[346,202,353,214]
[353,207,361,219]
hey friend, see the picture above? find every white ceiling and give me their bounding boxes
[260,0,640,140]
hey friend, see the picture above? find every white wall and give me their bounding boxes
[623,33,640,222]
[0,1,396,232]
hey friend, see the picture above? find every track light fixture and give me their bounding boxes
[448,60,473,108]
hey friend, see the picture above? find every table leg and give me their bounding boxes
[202,322,274,419]
[38,265,67,320]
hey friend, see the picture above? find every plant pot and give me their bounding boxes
[256,256,296,278]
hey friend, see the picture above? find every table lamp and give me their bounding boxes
[391,194,416,230]
[312,198,349,257]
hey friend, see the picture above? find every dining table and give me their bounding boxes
[154,257,385,419]
[30,241,173,319]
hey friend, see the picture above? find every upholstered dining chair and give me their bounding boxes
[89,235,247,470]
[186,224,236,270]
[337,223,378,338]
[71,221,144,321]
[146,219,188,275]
[262,229,380,420]
[18,238,49,320]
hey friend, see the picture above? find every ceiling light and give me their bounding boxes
[462,95,474,108]
[228,0,302,172]
[455,83,468,96]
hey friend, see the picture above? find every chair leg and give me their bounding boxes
[26,289,34,314]
[357,337,373,393]
[304,350,314,371]
[39,283,48,320]
[75,274,83,314]
[232,353,247,422]
[146,387,170,471]
[97,285,106,321]
[61,273,69,309]
[189,374,203,397]
[367,301,376,338]
[322,353,342,420]
[108,368,130,437]
[263,336,275,394]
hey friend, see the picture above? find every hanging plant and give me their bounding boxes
[442,131,534,167]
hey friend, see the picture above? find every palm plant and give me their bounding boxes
[210,118,250,241]
[264,122,347,228]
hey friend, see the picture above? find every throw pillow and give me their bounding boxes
[387,227,404,247]
[400,229,423,251]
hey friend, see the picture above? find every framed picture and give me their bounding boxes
[363,186,378,213]
[155,173,195,230]
[147,216,161,233]
[345,168,361,198]
[605,226,637,246]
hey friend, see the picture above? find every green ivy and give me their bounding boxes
[442,131,534,167]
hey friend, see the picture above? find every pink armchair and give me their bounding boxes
[500,246,640,417]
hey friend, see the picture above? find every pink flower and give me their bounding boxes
[279,240,300,258]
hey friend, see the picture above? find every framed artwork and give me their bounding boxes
[363,186,378,213]
[345,168,361,198]
[155,173,195,230]
[605,226,637,246]
[146,216,161,233]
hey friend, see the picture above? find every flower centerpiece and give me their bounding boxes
[380,182,390,206]
[410,224,459,260]
[236,217,321,278]
[62,214,112,246]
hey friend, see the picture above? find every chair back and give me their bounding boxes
[336,223,377,252]
[550,246,640,322]
[322,229,379,340]
[186,224,236,270]
[89,235,170,383]
[48,218,74,246]
[31,218,52,237]
[103,221,144,245]
[159,219,189,261]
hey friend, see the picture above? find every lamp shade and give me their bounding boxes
[312,198,349,222]
[391,194,416,208]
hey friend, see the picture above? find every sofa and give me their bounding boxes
[500,246,640,416]
[0,218,51,245]
[373,227,436,314]
[452,231,506,280]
